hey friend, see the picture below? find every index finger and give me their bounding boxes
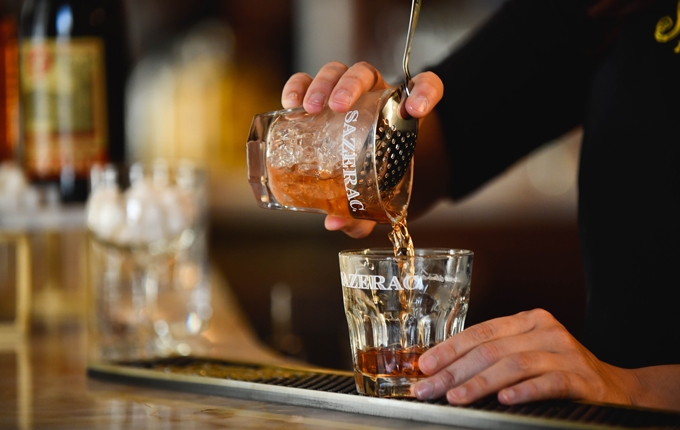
[420,310,545,375]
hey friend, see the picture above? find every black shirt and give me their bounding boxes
[432,0,680,368]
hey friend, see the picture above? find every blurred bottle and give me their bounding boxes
[18,0,128,203]
[1,2,19,162]
[126,19,234,173]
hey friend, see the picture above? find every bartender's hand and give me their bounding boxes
[281,61,444,238]
[411,309,641,407]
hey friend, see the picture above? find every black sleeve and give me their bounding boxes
[431,0,600,200]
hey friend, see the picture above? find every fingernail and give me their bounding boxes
[409,96,428,114]
[448,386,467,403]
[499,389,516,403]
[420,355,438,373]
[308,92,325,107]
[331,89,352,107]
[413,381,434,400]
[283,92,300,108]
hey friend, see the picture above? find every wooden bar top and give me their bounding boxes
[0,272,458,430]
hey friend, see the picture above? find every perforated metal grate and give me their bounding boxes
[88,356,680,430]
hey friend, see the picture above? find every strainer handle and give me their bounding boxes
[403,0,422,97]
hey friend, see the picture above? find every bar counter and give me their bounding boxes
[0,273,459,430]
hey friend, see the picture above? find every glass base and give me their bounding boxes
[354,370,420,398]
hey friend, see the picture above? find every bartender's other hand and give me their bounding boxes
[411,309,639,407]
[281,61,443,118]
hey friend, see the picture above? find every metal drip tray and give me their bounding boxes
[87,356,680,430]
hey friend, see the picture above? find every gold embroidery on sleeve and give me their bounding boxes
[655,0,680,53]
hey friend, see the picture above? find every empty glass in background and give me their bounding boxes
[86,160,211,361]
[339,248,473,398]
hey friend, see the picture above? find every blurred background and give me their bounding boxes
[1,0,584,370]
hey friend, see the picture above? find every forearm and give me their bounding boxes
[430,0,599,201]
[406,109,451,220]
[630,365,680,412]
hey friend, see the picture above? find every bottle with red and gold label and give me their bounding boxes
[1,1,19,162]
[18,0,128,202]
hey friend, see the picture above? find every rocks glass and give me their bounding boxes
[339,248,473,397]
